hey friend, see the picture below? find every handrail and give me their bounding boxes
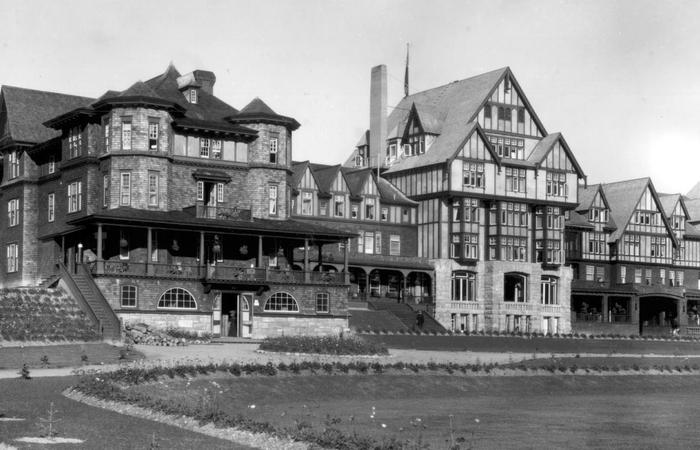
[57,262,100,330]
[76,263,122,339]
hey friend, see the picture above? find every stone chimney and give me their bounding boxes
[369,65,387,168]
[193,70,216,95]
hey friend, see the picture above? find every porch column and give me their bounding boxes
[199,232,205,277]
[402,272,408,303]
[304,239,310,283]
[601,295,608,323]
[96,224,104,274]
[631,295,640,328]
[343,238,349,284]
[61,235,65,265]
[366,268,372,297]
[257,236,264,268]
[146,227,153,276]
[678,298,688,327]
[318,243,323,268]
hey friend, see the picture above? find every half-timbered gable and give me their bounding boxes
[528,133,584,205]
[290,161,320,217]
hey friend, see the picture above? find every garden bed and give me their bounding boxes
[0,343,143,370]
[258,334,388,356]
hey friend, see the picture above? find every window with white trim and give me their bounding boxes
[196,181,204,201]
[364,231,374,254]
[463,163,484,188]
[505,167,526,193]
[269,137,278,163]
[316,293,330,313]
[157,287,197,309]
[620,266,626,283]
[365,198,375,220]
[268,185,278,215]
[67,181,82,213]
[103,175,109,207]
[120,173,131,206]
[504,273,527,302]
[8,151,19,179]
[351,205,358,219]
[48,155,55,174]
[200,138,210,158]
[121,120,131,150]
[121,285,137,307]
[216,183,224,203]
[7,199,19,227]
[301,192,312,215]
[103,116,110,151]
[585,265,595,281]
[380,207,388,221]
[148,122,159,151]
[541,276,558,305]
[212,140,222,159]
[264,292,299,312]
[334,195,344,217]
[69,126,82,158]
[375,232,381,254]
[546,172,567,197]
[389,235,401,256]
[47,193,55,223]
[6,243,18,273]
[451,271,476,301]
[189,89,198,104]
[148,172,159,206]
[634,268,642,284]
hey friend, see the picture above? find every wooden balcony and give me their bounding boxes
[182,204,252,221]
[91,260,349,285]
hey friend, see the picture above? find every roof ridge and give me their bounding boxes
[400,67,509,103]
[2,85,94,101]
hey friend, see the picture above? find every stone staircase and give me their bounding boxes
[365,299,446,333]
[58,263,122,340]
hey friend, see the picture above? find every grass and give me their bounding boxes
[259,334,388,355]
[121,373,700,449]
[0,343,143,370]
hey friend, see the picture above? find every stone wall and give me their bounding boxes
[118,311,212,333]
[252,316,348,338]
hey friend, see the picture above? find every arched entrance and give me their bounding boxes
[639,295,681,335]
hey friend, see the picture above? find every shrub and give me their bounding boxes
[258,334,388,356]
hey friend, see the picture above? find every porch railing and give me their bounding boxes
[194,204,252,221]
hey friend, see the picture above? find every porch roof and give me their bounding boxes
[67,207,357,241]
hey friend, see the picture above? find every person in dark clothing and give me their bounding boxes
[416,310,424,328]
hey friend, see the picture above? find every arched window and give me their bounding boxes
[541,276,558,305]
[264,292,299,312]
[157,287,197,309]
[451,271,476,301]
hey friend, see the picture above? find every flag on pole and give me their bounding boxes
[404,43,409,97]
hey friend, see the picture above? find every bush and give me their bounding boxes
[259,333,388,355]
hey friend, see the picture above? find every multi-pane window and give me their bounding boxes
[364,231,374,254]
[588,232,606,254]
[47,193,55,223]
[380,207,388,221]
[536,240,561,264]
[620,266,627,283]
[405,135,425,156]
[67,181,82,213]
[541,276,558,305]
[504,273,527,302]
[6,243,18,273]
[500,202,528,227]
[489,136,524,159]
[650,236,666,257]
[351,205,359,219]
[268,185,278,215]
[623,234,641,256]
[451,271,476,301]
[676,271,684,286]
[212,140,222,159]
[488,237,497,259]
[121,285,137,308]
[389,235,401,256]
[585,265,595,281]
[189,89,198,104]
[319,200,328,216]
[464,199,479,222]
[69,126,82,158]
[121,120,132,150]
[588,208,609,223]
[7,199,19,227]
[301,192,312,215]
[501,237,527,262]
[103,116,110,151]
[595,266,605,281]
[200,138,210,157]
[216,183,224,203]
[505,167,526,192]
[316,293,330,313]
[103,175,109,207]
[269,137,278,163]
[158,287,197,309]
[463,163,484,188]
[148,122,159,150]
[196,181,204,201]
[365,198,375,220]
[546,172,567,197]
[48,155,55,174]
[8,151,19,179]
[120,173,131,206]
[375,232,382,254]
[148,172,159,206]
[334,195,344,217]
[264,292,299,312]
[634,268,642,284]
[645,269,652,285]
[451,234,478,259]
[546,207,562,229]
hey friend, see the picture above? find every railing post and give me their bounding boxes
[96,224,104,274]
[146,227,154,276]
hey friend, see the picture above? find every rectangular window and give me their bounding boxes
[269,185,278,215]
[6,243,18,273]
[119,231,129,260]
[47,193,55,223]
[365,198,375,220]
[357,232,364,253]
[212,140,222,159]
[196,181,204,201]
[546,172,567,197]
[8,151,19,179]
[381,207,388,221]
[269,137,278,163]
[596,266,605,282]
[148,122,159,150]
[375,232,382,254]
[216,183,224,203]
[189,89,198,104]
[505,167,527,193]
[48,155,55,174]
[103,175,109,207]
[364,232,374,254]
[463,163,485,188]
[67,181,82,213]
[120,173,131,206]
[301,192,313,215]
[334,195,344,217]
[200,138,210,158]
[620,266,626,283]
[120,285,137,308]
[451,272,477,301]
[103,116,110,151]
[390,235,401,256]
[148,172,159,206]
[121,120,131,150]
[7,199,19,227]
[634,269,642,284]
[316,293,330,313]
[69,126,82,158]
[677,271,684,286]
[585,265,594,281]
[151,232,158,262]
[352,205,359,219]
[320,200,328,216]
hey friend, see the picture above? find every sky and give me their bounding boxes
[1,0,699,194]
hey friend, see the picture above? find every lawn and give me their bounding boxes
[0,343,143,370]
[364,334,700,355]
[123,373,700,449]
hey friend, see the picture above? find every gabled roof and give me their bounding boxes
[375,176,418,206]
[411,102,443,135]
[526,132,585,177]
[310,163,344,194]
[576,184,610,213]
[0,86,94,146]
[658,193,686,218]
[341,168,375,198]
[599,177,677,245]
[290,160,311,189]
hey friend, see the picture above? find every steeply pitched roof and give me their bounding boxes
[658,193,681,218]
[311,164,343,194]
[229,97,300,130]
[375,176,417,206]
[290,160,311,189]
[239,97,277,115]
[684,198,700,222]
[341,168,373,197]
[1,86,94,145]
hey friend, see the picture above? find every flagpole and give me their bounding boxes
[404,43,409,98]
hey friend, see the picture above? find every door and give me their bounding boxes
[240,293,253,338]
[222,292,239,337]
[212,293,222,337]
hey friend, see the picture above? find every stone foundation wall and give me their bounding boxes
[252,315,348,338]
[119,311,212,333]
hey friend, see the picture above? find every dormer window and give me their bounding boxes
[405,135,425,157]
[588,208,609,223]
[189,89,198,104]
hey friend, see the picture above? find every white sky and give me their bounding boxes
[1,0,699,194]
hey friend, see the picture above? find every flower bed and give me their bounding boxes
[258,334,388,355]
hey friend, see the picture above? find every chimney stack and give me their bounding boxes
[193,70,216,95]
[369,65,387,169]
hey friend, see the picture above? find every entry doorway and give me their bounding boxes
[221,292,253,338]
